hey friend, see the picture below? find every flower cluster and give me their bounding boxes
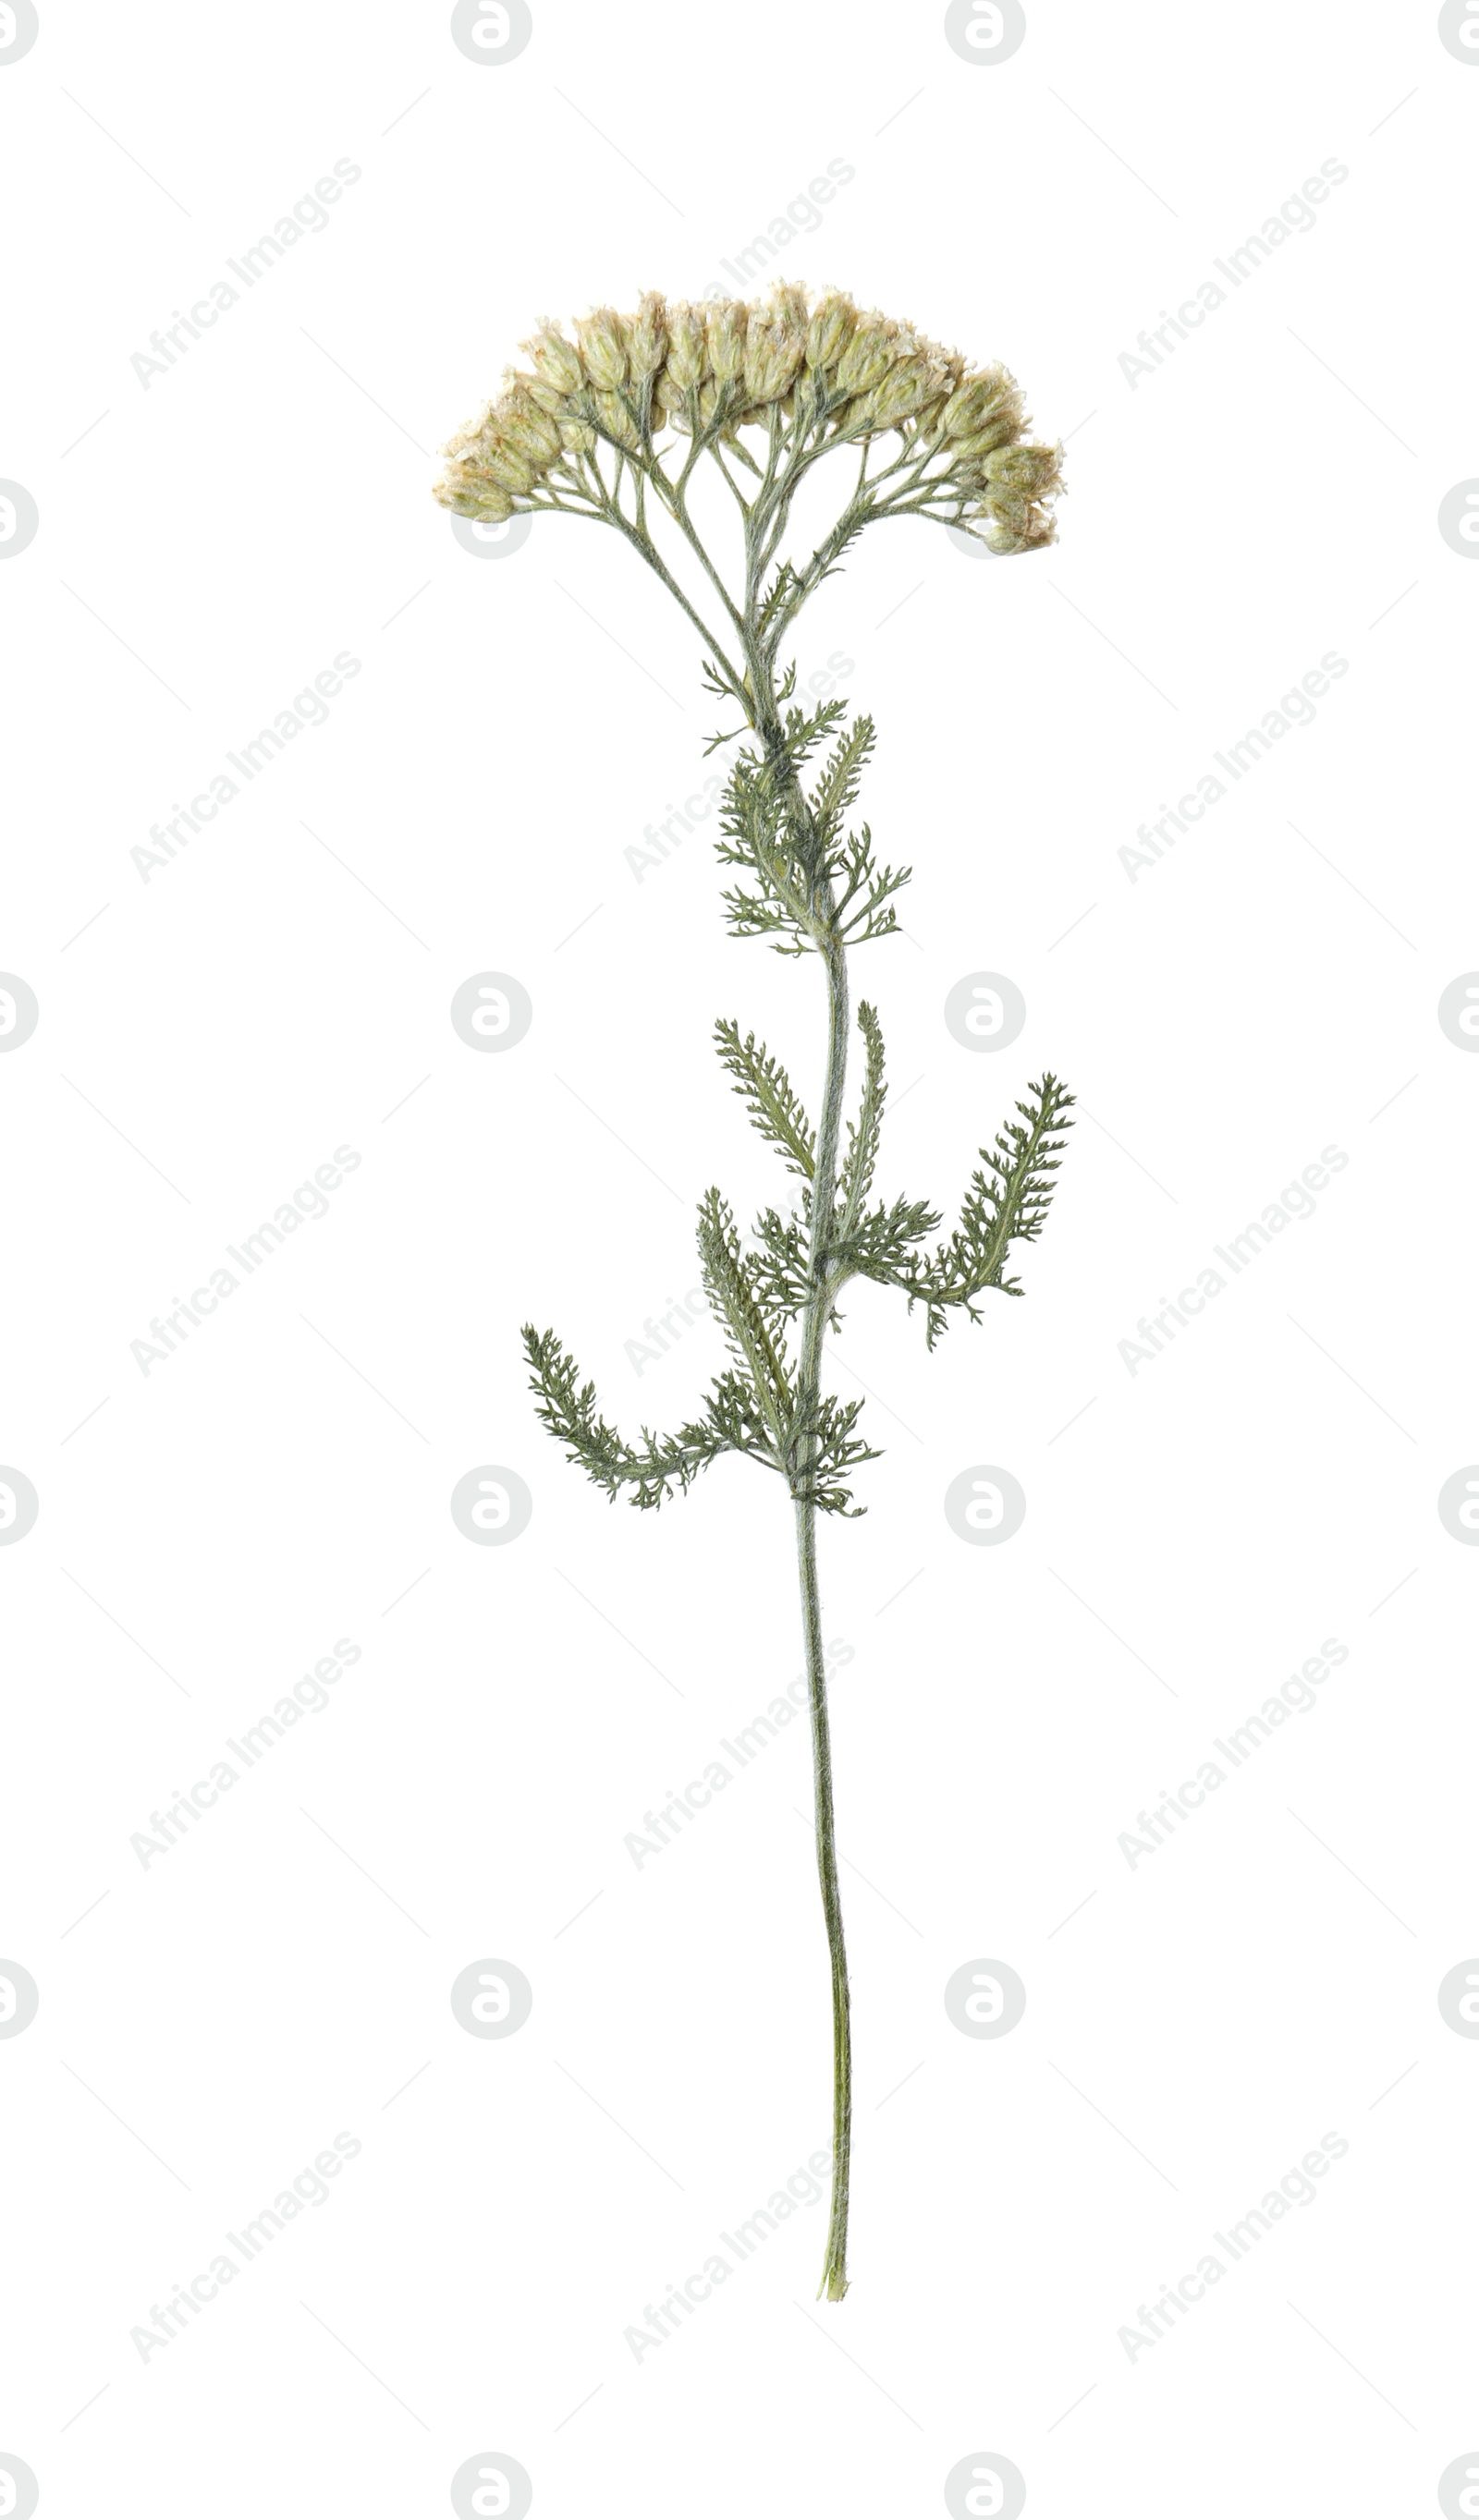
[434,283,1062,554]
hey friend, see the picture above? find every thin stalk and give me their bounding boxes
[794,935,852,2298]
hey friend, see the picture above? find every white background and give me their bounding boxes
[3,2,1478,2513]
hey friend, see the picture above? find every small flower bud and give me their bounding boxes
[621,290,668,381]
[666,301,709,390]
[441,479,514,520]
[495,383,561,464]
[520,322,583,397]
[705,298,749,383]
[478,440,535,493]
[593,388,642,450]
[834,316,898,398]
[953,408,1022,466]
[806,291,858,372]
[575,306,629,390]
[864,357,935,428]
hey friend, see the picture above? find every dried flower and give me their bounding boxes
[574,305,628,391]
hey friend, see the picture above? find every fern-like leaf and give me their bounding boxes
[897,1074,1076,1347]
[810,712,876,847]
[696,1187,794,1445]
[521,1325,735,1509]
[714,1019,815,1179]
[836,1001,886,1237]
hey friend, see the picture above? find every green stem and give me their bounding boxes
[794,934,852,2299]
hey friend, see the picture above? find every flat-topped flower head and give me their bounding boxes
[434,280,1063,558]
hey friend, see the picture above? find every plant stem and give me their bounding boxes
[795,1484,851,2297]
[796,933,852,2298]
[743,521,855,2296]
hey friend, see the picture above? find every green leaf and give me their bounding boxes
[897,1073,1076,1347]
[714,1018,815,1179]
[836,1001,886,1236]
[810,712,876,846]
[695,1187,794,1448]
[521,1324,734,1510]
